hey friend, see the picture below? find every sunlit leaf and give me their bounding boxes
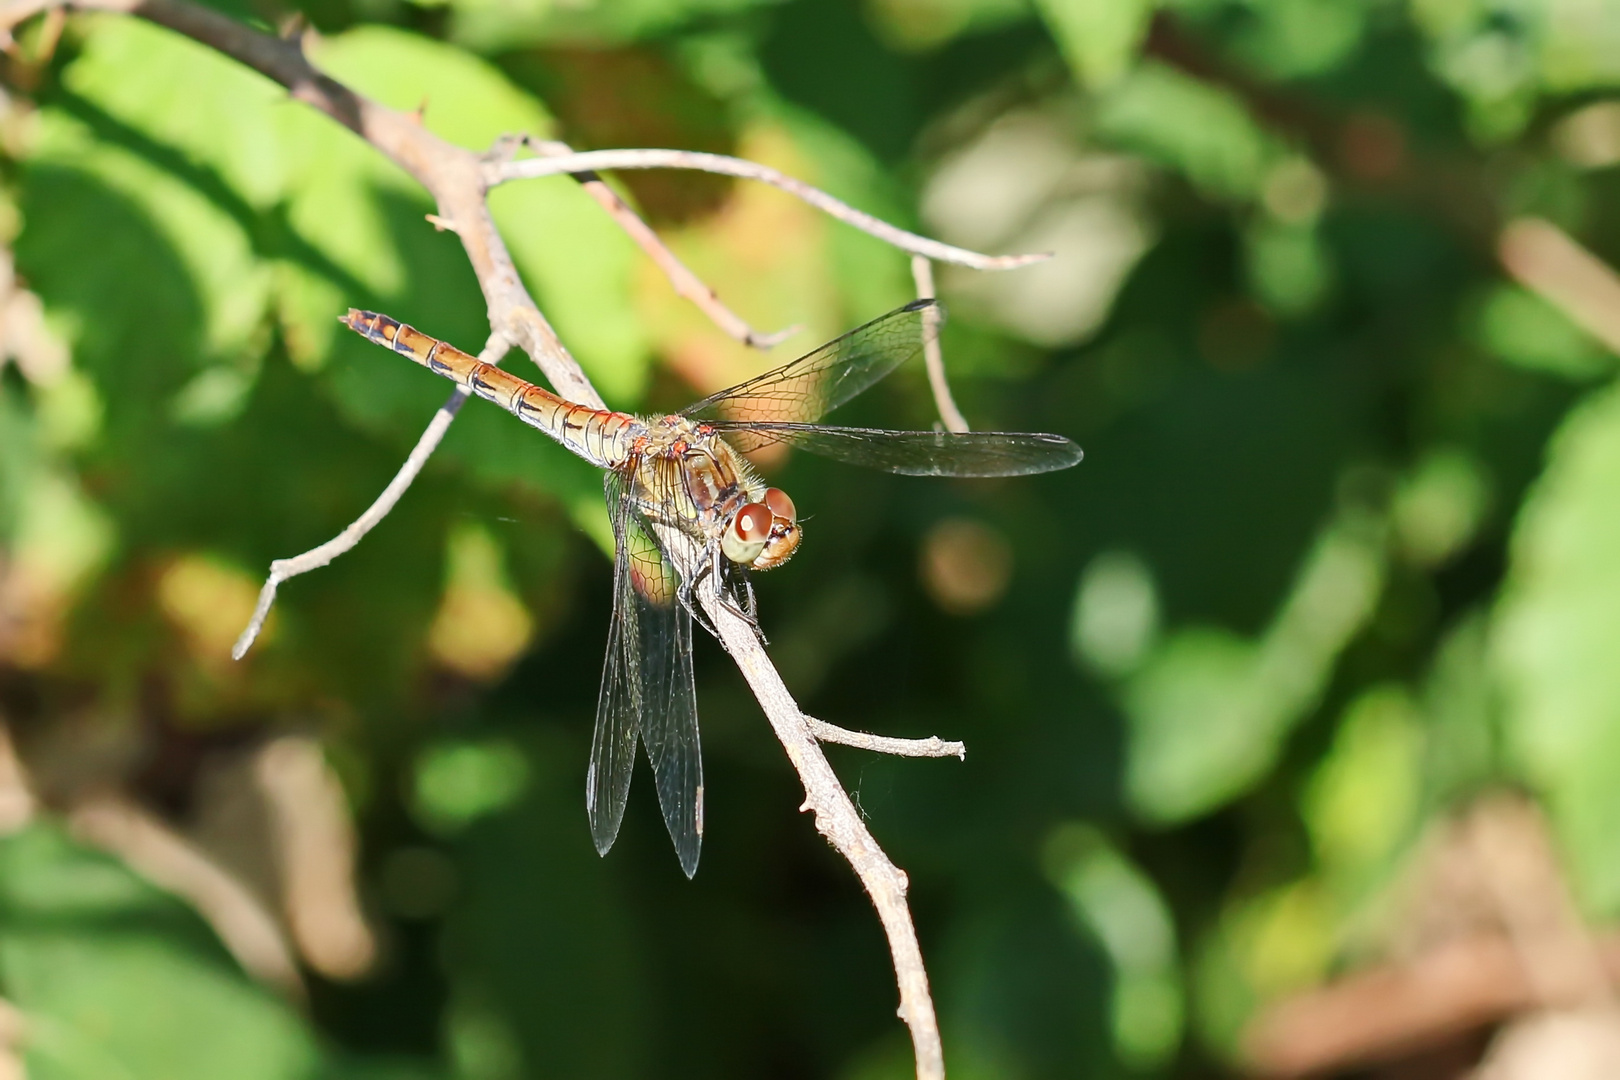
[1475,283,1613,380]
[1033,0,1156,89]
[0,825,319,1080]
[1044,823,1183,1068]
[1124,515,1386,823]
[1095,61,1279,202]
[1495,379,1620,914]
[1302,685,1425,885]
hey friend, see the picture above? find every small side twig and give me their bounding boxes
[232,337,507,659]
[488,148,1052,273]
[910,256,969,433]
[1498,217,1620,357]
[524,138,796,350]
[806,716,965,760]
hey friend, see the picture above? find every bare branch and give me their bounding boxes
[909,256,969,433]
[233,337,507,659]
[1499,217,1620,357]
[523,138,797,349]
[806,716,965,760]
[717,609,943,1079]
[490,148,1052,272]
[649,523,941,1079]
[0,2,1001,1071]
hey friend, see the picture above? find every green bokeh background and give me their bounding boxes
[3,0,1620,1076]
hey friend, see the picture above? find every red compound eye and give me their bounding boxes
[763,487,796,522]
[733,503,771,543]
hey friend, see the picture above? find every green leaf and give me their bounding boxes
[1245,218,1333,316]
[773,103,915,319]
[444,0,778,53]
[411,738,531,834]
[1302,685,1424,885]
[1475,283,1613,380]
[1095,61,1278,202]
[0,383,39,536]
[1124,515,1385,823]
[1225,0,1368,79]
[1033,0,1156,90]
[1495,379,1620,914]
[0,825,319,1080]
[1044,824,1183,1069]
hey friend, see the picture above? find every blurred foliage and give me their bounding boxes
[4,0,1620,1076]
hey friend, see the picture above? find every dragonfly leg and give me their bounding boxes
[678,546,724,642]
[709,560,766,644]
[679,542,765,645]
[731,571,769,646]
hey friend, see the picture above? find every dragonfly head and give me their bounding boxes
[721,488,800,570]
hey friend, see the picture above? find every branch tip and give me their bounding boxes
[806,716,966,759]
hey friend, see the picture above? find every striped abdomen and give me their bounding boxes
[342,310,636,469]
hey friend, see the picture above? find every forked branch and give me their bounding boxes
[0,1,1018,1075]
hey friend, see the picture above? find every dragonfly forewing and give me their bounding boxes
[587,476,643,859]
[683,300,937,429]
[706,422,1084,477]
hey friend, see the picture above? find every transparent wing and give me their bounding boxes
[704,422,1084,477]
[589,472,644,861]
[586,468,704,877]
[586,471,643,861]
[635,541,702,879]
[681,300,937,426]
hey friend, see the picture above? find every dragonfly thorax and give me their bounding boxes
[630,417,801,572]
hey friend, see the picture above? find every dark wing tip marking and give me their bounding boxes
[900,297,947,325]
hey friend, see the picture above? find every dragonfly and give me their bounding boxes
[343,300,1082,876]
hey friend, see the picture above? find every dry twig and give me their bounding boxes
[488,148,1050,272]
[1499,217,1620,358]
[517,136,799,349]
[0,1,1039,1072]
[910,256,969,434]
[640,519,942,1077]
[235,346,502,658]
[1244,932,1620,1077]
[806,716,966,760]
